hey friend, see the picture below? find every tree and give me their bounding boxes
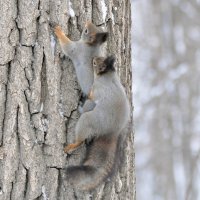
[0,0,135,199]
[134,0,200,200]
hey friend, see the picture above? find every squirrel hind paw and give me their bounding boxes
[85,137,94,146]
[64,141,84,154]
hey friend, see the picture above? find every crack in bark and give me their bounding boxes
[23,90,32,116]
[64,108,77,135]
[23,167,29,199]
[37,0,41,12]
[23,67,31,89]
[0,185,2,195]
[73,189,78,200]
[15,0,19,19]
[10,182,14,200]
[16,106,29,200]
[75,16,82,34]
[40,50,47,112]
[15,0,21,44]
[49,166,62,170]
[91,0,94,20]
[41,113,48,143]
[1,62,12,146]
[56,168,62,199]
[15,55,33,116]
[1,89,7,146]
[23,61,32,115]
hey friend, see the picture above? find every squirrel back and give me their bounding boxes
[74,56,130,142]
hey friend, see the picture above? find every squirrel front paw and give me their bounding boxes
[52,25,71,44]
[54,26,63,36]
[78,105,84,114]
[49,21,58,29]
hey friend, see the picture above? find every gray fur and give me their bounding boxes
[78,99,96,114]
[58,23,108,95]
[66,135,118,191]
[75,71,130,142]
[66,56,130,190]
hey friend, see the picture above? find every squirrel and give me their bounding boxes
[78,99,96,114]
[53,21,108,96]
[64,55,130,191]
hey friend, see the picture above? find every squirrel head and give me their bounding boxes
[81,21,108,45]
[93,56,116,75]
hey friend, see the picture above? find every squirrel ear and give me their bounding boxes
[95,32,108,44]
[104,55,116,71]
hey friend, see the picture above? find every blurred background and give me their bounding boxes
[131,0,200,200]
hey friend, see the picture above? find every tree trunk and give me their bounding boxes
[0,0,135,199]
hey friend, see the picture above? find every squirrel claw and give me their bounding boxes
[49,21,58,29]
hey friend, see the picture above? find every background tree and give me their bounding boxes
[133,0,200,200]
[0,0,135,199]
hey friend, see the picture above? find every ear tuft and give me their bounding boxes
[104,55,116,71]
[95,32,109,44]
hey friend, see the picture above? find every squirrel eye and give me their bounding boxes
[93,60,97,66]
[85,28,88,34]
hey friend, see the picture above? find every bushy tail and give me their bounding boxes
[65,134,121,191]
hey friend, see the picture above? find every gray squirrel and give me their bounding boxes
[64,55,130,191]
[53,22,108,96]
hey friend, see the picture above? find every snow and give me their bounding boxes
[40,102,44,112]
[171,0,181,6]
[50,35,56,59]
[150,85,163,98]
[174,25,186,55]
[158,55,172,70]
[168,63,188,80]
[41,118,49,132]
[68,0,75,18]
[188,27,200,41]
[190,135,200,154]
[174,160,186,200]
[111,11,115,25]
[100,0,107,22]
[179,82,189,100]
[58,102,64,118]
[42,186,49,200]
[165,80,175,93]
[180,2,196,18]
[195,50,200,66]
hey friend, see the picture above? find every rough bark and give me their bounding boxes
[0,0,135,199]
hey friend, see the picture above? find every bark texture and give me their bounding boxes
[0,0,135,199]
